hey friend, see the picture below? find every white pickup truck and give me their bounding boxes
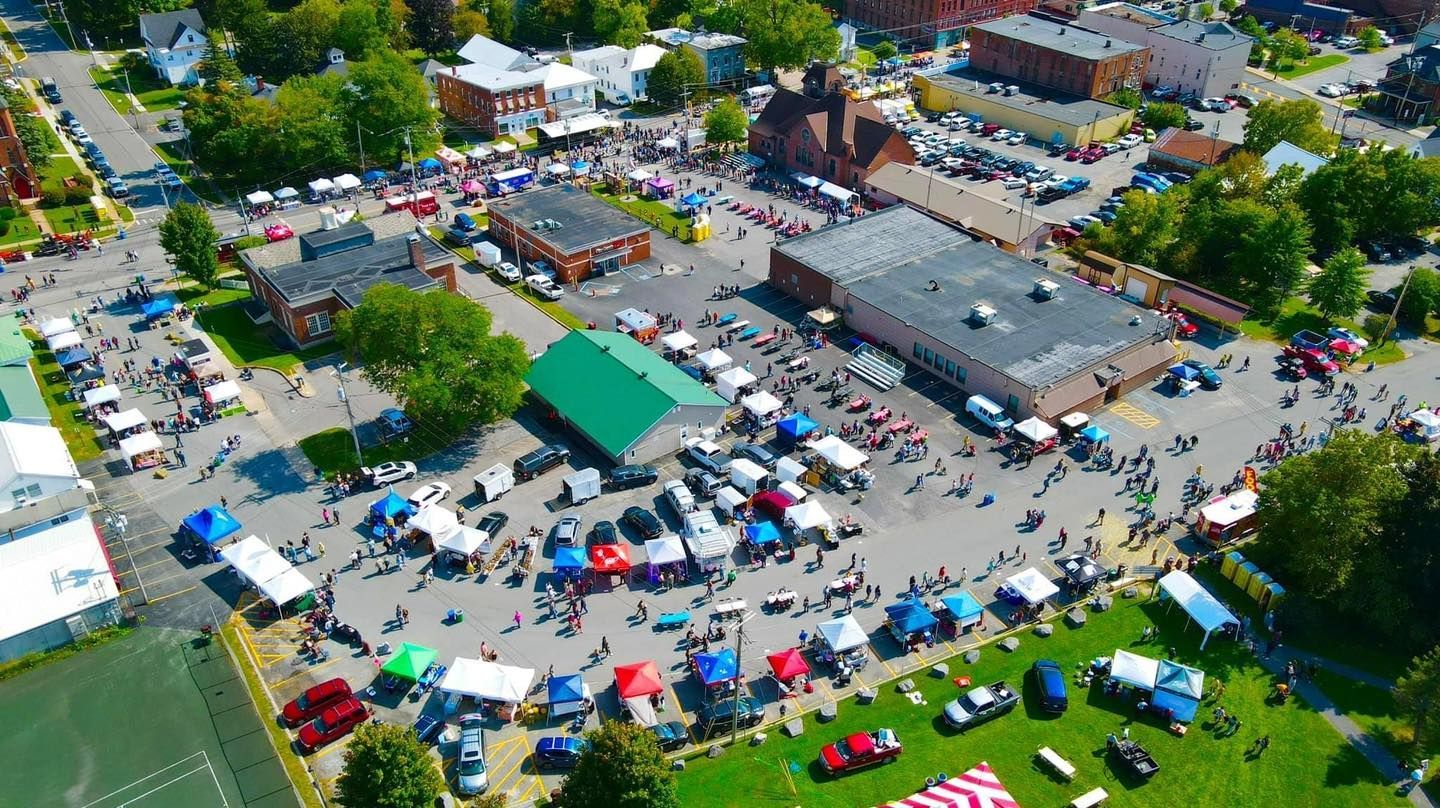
[684,438,733,474]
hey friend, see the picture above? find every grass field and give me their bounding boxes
[1239,296,1405,365]
[1273,54,1349,79]
[0,626,299,808]
[0,216,41,246]
[88,66,187,112]
[592,183,694,242]
[37,154,86,200]
[28,340,104,462]
[43,203,103,235]
[299,424,463,478]
[676,594,1408,808]
[195,302,337,372]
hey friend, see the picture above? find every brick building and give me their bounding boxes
[436,67,550,137]
[841,0,1038,48]
[969,15,1151,99]
[239,213,457,347]
[487,185,651,284]
[0,98,35,203]
[748,89,915,191]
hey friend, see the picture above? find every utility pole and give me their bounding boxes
[729,610,756,747]
[238,191,252,236]
[564,32,574,62]
[332,364,364,466]
[356,121,367,172]
[1379,264,1418,347]
[404,128,419,215]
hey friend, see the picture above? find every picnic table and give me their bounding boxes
[828,575,860,593]
[657,611,691,629]
[887,418,914,434]
[1037,746,1076,781]
[714,598,748,618]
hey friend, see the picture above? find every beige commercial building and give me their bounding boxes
[862,163,1063,255]
[914,71,1135,148]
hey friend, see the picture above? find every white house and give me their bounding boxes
[0,422,82,515]
[571,44,667,105]
[453,35,600,118]
[1077,5,1251,98]
[139,9,208,86]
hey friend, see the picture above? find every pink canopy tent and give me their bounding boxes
[645,176,675,199]
[459,179,482,194]
[883,761,1020,808]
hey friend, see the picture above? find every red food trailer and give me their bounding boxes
[1193,489,1259,547]
[384,191,440,217]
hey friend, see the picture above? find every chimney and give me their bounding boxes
[407,234,427,274]
[1105,39,1113,47]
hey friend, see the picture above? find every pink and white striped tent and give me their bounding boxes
[882,761,1021,808]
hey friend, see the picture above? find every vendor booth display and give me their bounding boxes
[245,190,274,207]
[776,413,820,449]
[692,648,739,690]
[38,317,74,338]
[998,567,1059,606]
[56,347,91,368]
[46,330,81,352]
[1156,569,1239,649]
[219,535,315,606]
[1056,553,1106,594]
[1058,411,1089,441]
[1152,659,1205,721]
[881,761,1020,808]
[1011,417,1058,459]
[553,546,586,579]
[383,642,439,682]
[644,176,675,200]
[644,535,686,585]
[409,505,458,540]
[182,505,242,550]
[1109,648,1160,691]
[937,592,984,634]
[740,391,784,426]
[615,660,666,726]
[715,367,758,403]
[695,348,732,375]
[203,379,244,413]
[767,647,810,684]
[369,488,415,525]
[82,384,122,411]
[1397,409,1440,443]
[334,173,361,193]
[590,543,631,575]
[816,614,869,672]
[120,430,165,471]
[1194,489,1259,547]
[437,526,491,564]
[883,599,938,650]
[140,295,181,321]
[807,434,869,471]
[438,658,535,719]
[103,408,148,441]
[750,489,796,521]
[785,500,835,539]
[548,673,592,717]
[660,331,697,359]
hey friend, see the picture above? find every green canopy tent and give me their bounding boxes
[381,642,438,682]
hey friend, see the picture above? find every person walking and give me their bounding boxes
[513,610,524,630]
[1096,508,1105,525]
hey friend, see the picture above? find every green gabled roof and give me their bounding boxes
[0,366,48,423]
[525,330,726,457]
[0,326,33,367]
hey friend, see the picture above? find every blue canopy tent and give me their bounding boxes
[369,488,414,522]
[884,600,938,636]
[183,505,242,545]
[56,346,90,367]
[417,157,443,175]
[775,413,819,447]
[554,546,586,579]
[140,294,179,320]
[679,192,706,208]
[570,160,591,176]
[1167,364,1199,381]
[744,520,782,546]
[1152,659,1205,722]
[1079,425,1109,444]
[693,648,738,686]
[938,592,984,629]
[363,169,388,183]
[547,673,590,715]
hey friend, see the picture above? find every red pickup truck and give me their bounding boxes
[819,729,903,774]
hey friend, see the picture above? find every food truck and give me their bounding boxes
[1193,489,1260,547]
[614,308,660,344]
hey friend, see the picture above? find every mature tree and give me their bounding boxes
[0,86,51,170]
[1299,150,1440,253]
[274,75,352,171]
[1268,28,1309,67]
[1233,202,1311,317]
[1369,452,1440,646]
[1396,647,1440,752]
[159,203,222,289]
[1308,247,1370,321]
[336,723,444,808]
[647,48,704,108]
[732,0,839,71]
[1399,267,1440,326]
[1253,430,1419,601]
[346,51,442,163]
[1357,24,1384,51]
[406,0,455,56]
[1242,98,1334,156]
[1196,2,1214,18]
[1141,101,1188,130]
[183,88,278,183]
[705,98,748,143]
[335,0,392,59]
[557,721,680,808]
[527,0,586,38]
[1084,187,1183,267]
[454,8,491,41]
[594,0,649,46]
[1219,0,1238,15]
[335,285,530,434]
[1107,87,1142,110]
[279,0,345,78]
[198,36,244,86]
[1261,161,1305,207]
[871,39,897,62]
[487,0,515,42]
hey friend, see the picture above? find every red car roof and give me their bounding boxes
[846,732,875,756]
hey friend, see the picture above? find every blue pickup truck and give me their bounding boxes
[1291,330,1329,352]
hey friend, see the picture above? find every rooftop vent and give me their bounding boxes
[1005,85,1019,96]
[1105,39,1113,48]
[970,303,997,326]
[319,206,338,231]
[987,82,1004,93]
[1059,26,1066,35]
[1033,278,1060,299]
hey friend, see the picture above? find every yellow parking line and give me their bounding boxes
[871,644,896,677]
[145,585,197,604]
[668,685,700,747]
[271,657,341,688]
[310,738,351,761]
[1108,401,1160,429]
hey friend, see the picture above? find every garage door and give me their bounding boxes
[1123,276,1150,302]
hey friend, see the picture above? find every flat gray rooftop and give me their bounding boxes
[256,233,449,305]
[490,184,648,254]
[926,69,1131,127]
[792,207,1157,388]
[973,16,1148,60]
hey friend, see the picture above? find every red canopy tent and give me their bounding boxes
[883,761,1020,808]
[767,648,810,680]
[615,661,664,698]
[751,489,797,521]
[590,544,631,574]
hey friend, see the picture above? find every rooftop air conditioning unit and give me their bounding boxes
[546,219,563,229]
[1005,85,1019,96]
[987,82,1004,93]
[970,303,997,325]
[532,220,547,230]
[1033,278,1059,299]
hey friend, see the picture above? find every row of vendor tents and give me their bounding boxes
[246,174,363,208]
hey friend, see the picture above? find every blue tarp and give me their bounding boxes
[418,157,442,169]
[183,505,242,544]
[554,546,586,570]
[1168,364,1199,381]
[369,488,414,521]
[745,521,782,546]
[776,413,819,445]
[363,169,387,183]
[56,346,90,367]
[884,600,939,635]
[548,673,585,705]
[1079,425,1109,443]
[680,192,706,207]
[693,648,738,686]
[570,160,590,174]
[939,592,983,623]
[141,294,179,319]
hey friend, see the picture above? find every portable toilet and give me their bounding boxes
[1245,571,1272,600]
[1221,550,1245,581]
[562,468,601,505]
[1259,581,1286,611]
[1233,560,1259,592]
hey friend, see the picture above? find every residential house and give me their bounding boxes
[968,15,1151,100]
[748,88,915,190]
[572,43,667,105]
[1379,44,1440,123]
[842,0,1037,49]
[685,32,748,85]
[139,9,208,86]
[439,35,600,134]
[0,98,35,202]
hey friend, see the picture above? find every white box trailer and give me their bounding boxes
[474,241,502,268]
[473,463,515,502]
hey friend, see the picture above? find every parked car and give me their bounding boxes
[412,714,445,745]
[282,678,352,727]
[1006,131,1026,145]
[1116,133,1142,149]
[684,468,723,498]
[553,516,583,547]
[990,128,1012,141]
[495,261,522,282]
[530,260,556,280]
[621,505,663,538]
[819,729,903,774]
[1181,358,1223,389]
[535,736,589,769]
[406,481,451,510]
[1327,326,1369,349]
[1277,355,1309,380]
[1183,119,1205,131]
[589,519,619,546]
[514,444,570,480]
[608,464,658,490]
[476,511,509,536]
[456,713,488,795]
[696,696,765,737]
[1362,240,1389,262]
[942,681,1020,730]
[1068,215,1100,230]
[663,479,697,515]
[1031,660,1069,713]
[1001,176,1027,190]
[297,698,369,753]
[1318,83,1348,98]
[1282,345,1341,376]
[525,274,564,300]
[362,461,417,486]
[685,438,733,473]
[1334,35,1359,48]
[650,720,690,752]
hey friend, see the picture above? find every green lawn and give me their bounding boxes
[37,155,85,199]
[0,217,41,246]
[175,281,251,308]
[0,16,25,58]
[1273,54,1349,79]
[87,66,187,112]
[194,301,337,372]
[299,423,463,479]
[43,204,102,235]
[677,594,1407,808]
[27,341,104,462]
[591,183,694,242]
[1238,296,1406,365]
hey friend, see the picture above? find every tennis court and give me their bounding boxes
[0,627,299,808]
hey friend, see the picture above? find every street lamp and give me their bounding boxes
[331,363,363,467]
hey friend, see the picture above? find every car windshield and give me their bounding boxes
[834,739,856,760]
[459,757,486,776]
[959,694,988,713]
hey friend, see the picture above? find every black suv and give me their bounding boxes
[650,720,690,752]
[476,511,508,536]
[608,464,658,490]
[513,444,570,481]
[696,697,765,737]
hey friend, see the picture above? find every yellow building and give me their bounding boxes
[914,71,1135,148]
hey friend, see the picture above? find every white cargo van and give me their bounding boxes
[966,394,1014,432]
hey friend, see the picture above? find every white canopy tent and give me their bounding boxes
[775,456,808,483]
[258,567,314,605]
[817,615,868,652]
[82,384,122,409]
[409,505,458,537]
[785,500,834,531]
[467,145,493,159]
[715,367,757,403]
[245,190,274,206]
[818,181,857,205]
[546,162,571,176]
[1110,648,1161,690]
[1407,409,1440,440]
[807,434,869,471]
[46,331,82,352]
[656,137,679,149]
[437,526,491,558]
[741,391,783,418]
[1157,570,1240,649]
[492,141,517,154]
[203,380,242,406]
[273,186,299,202]
[626,168,653,182]
[1005,567,1060,605]
[695,348,732,372]
[220,535,290,584]
[308,178,336,196]
[103,409,147,434]
[1013,417,1058,443]
[438,657,536,704]
[661,331,697,353]
[644,535,687,566]
[38,318,74,338]
[119,431,163,464]
[332,173,361,192]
